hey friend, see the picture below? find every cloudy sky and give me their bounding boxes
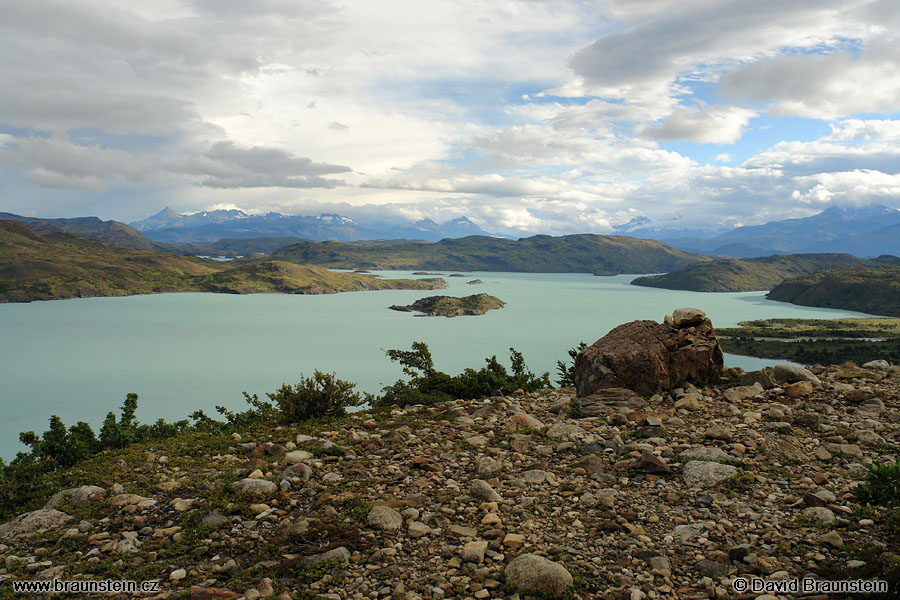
[1,0,898,235]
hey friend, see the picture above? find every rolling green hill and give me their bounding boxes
[766,266,900,317]
[269,234,706,275]
[630,253,894,292]
[0,220,444,303]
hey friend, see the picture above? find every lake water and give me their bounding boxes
[0,271,877,459]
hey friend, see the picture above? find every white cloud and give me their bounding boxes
[635,105,756,144]
[0,0,899,234]
[720,38,900,119]
[791,170,900,207]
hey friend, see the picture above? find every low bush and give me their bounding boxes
[555,341,587,387]
[376,341,550,407]
[265,370,367,422]
[854,460,900,507]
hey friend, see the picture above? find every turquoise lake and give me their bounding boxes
[0,271,878,458]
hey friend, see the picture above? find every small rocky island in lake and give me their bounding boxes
[467,279,483,285]
[389,293,505,317]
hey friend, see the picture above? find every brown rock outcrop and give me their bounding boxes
[574,308,724,397]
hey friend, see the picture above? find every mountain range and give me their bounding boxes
[654,204,900,258]
[129,207,495,244]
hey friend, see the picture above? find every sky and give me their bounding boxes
[0,0,899,236]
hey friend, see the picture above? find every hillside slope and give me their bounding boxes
[630,253,888,292]
[0,220,443,302]
[767,266,900,317]
[270,234,706,275]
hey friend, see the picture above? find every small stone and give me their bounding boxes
[284,450,313,464]
[170,568,187,581]
[820,531,843,548]
[408,521,431,538]
[773,364,821,385]
[682,461,738,486]
[461,540,488,563]
[304,546,351,568]
[232,478,277,496]
[470,479,502,502]
[675,394,701,411]
[802,506,836,526]
[476,457,503,475]
[505,553,573,596]
[367,505,403,531]
[672,308,706,327]
[785,381,814,398]
[704,424,732,441]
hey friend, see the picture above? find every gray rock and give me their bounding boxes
[521,469,555,484]
[43,485,105,510]
[304,546,351,568]
[281,463,313,482]
[704,424,733,441]
[408,521,431,538]
[460,540,488,563]
[723,383,764,402]
[672,308,706,327]
[802,506,836,526]
[284,450,313,464]
[476,457,503,476]
[0,509,73,540]
[470,479,503,502]
[546,422,586,440]
[682,461,738,486]
[232,478,277,496]
[505,553,573,596]
[678,447,734,462]
[696,559,730,578]
[367,505,403,531]
[679,447,732,462]
[201,510,229,527]
[862,359,891,370]
[773,364,821,385]
[739,369,776,390]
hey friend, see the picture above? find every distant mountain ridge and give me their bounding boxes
[268,234,707,275]
[130,207,496,244]
[639,204,900,258]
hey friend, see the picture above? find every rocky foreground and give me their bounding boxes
[1,325,899,599]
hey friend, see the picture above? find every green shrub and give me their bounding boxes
[267,370,366,422]
[555,341,587,387]
[376,342,550,407]
[854,460,900,507]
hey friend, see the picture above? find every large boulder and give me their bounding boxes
[0,509,73,539]
[574,309,724,397]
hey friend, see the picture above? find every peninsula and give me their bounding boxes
[0,220,445,303]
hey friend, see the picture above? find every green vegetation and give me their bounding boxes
[854,460,900,510]
[0,220,443,302]
[0,342,553,519]
[389,293,505,317]
[631,253,887,292]
[269,233,705,275]
[262,370,367,422]
[718,317,900,365]
[376,341,550,406]
[767,266,900,317]
[555,342,587,387]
